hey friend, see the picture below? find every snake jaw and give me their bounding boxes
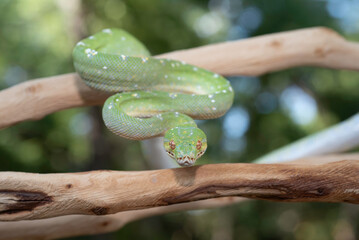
[176,156,196,167]
[166,151,196,167]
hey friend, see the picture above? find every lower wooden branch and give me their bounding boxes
[0,197,245,240]
[1,159,359,221]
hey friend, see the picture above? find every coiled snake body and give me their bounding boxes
[73,29,233,166]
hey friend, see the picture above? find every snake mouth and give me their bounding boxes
[176,156,196,167]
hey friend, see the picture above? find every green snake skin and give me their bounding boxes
[73,28,234,167]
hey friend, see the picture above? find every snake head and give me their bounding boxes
[164,127,207,167]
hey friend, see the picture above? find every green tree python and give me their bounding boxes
[73,28,234,167]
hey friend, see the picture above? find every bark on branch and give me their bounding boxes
[1,27,359,129]
[1,154,359,239]
[1,157,359,221]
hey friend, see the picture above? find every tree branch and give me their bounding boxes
[0,197,245,240]
[1,155,359,221]
[1,153,358,239]
[158,27,359,76]
[1,27,359,129]
[0,73,110,128]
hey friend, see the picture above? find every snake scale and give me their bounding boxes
[73,28,234,167]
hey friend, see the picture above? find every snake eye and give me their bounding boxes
[169,140,176,150]
[196,140,202,150]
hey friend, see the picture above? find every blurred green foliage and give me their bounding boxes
[1,0,359,239]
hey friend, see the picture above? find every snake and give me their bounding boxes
[73,28,234,167]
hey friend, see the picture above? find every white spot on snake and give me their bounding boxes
[121,37,126,41]
[156,114,163,121]
[142,57,148,63]
[164,75,168,79]
[229,86,233,92]
[211,99,216,103]
[191,94,196,97]
[181,61,186,65]
[177,77,181,80]
[171,63,175,67]
[212,107,217,111]
[85,48,97,58]
[222,90,227,93]
[214,74,219,78]
[102,29,112,34]
[115,98,120,102]
[132,93,139,98]
[169,93,177,99]
[76,41,85,46]
[89,36,95,39]
[103,66,107,70]
[121,55,126,60]
[208,94,214,98]
[108,103,113,109]
[193,67,198,71]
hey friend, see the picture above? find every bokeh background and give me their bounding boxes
[1,0,359,239]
